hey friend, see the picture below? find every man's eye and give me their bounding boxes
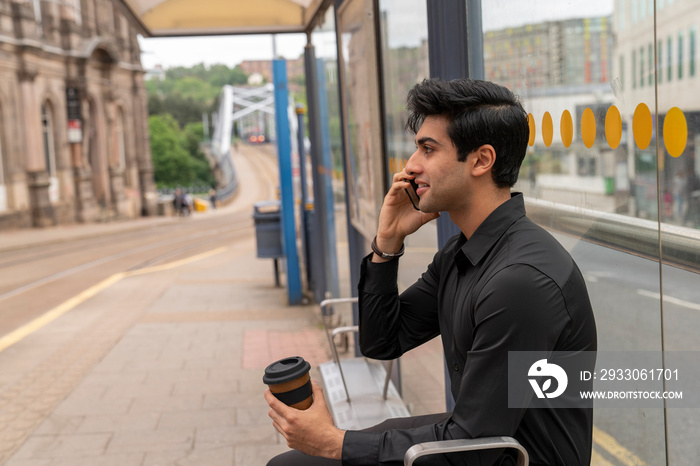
[423,146,433,153]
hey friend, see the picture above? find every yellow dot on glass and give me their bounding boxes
[542,112,553,147]
[633,103,653,150]
[560,110,573,148]
[605,105,622,149]
[581,108,596,148]
[527,113,536,146]
[663,107,687,158]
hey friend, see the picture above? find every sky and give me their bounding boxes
[138,0,614,71]
[138,34,309,70]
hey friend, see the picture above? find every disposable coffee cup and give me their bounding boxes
[263,356,313,410]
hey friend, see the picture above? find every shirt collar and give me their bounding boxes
[455,192,526,266]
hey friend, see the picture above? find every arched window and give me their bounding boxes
[84,99,97,170]
[0,105,7,212]
[41,102,59,203]
[73,0,81,25]
[116,107,126,170]
[41,103,56,176]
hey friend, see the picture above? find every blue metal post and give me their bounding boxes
[273,59,302,305]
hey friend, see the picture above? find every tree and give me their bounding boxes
[146,63,250,127]
[150,114,197,187]
[183,122,215,187]
[146,63,252,187]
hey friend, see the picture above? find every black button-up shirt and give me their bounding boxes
[345,193,597,465]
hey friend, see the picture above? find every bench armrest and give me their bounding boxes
[320,298,396,403]
[331,325,359,339]
[404,436,528,466]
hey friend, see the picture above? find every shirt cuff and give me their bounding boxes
[342,430,381,465]
[359,253,400,295]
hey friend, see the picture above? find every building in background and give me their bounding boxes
[484,16,621,213]
[614,0,700,223]
[485,17,612,92]
[0,0,157,229]
[239,58,305,93]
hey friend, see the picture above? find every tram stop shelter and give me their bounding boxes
[112,0,700,464]
[115,0,511,463]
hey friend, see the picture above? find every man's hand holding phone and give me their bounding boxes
[404,178,421,211]
[372,172,440,263]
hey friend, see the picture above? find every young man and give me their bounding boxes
[265,78,597,465]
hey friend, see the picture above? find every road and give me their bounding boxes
[0,144,279,340]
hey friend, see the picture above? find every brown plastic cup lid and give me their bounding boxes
[262,356,311,385]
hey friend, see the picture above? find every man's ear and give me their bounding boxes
[470,144,497,178]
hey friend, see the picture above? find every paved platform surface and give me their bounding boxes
[0,146,445,466]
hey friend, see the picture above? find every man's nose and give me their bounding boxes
[404,150,422,176]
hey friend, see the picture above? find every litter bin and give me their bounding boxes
[253,201,284,286]
[253,200,283,258]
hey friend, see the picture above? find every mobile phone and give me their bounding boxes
[404,178,420,211]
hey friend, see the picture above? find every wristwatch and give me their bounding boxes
[371,236,405,259]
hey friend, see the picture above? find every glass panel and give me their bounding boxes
[482,1,666,464]
[691,27,696,77]
[377,0,443,415]
[678,31,684,79]
[656,3,700,464]
[658,39,663,84]
[312,6,347,296]
[649,43,654,86]
[668,36,673,82]
[640,45,645,87]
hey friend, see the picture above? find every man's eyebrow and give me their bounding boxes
[416,136,441,146]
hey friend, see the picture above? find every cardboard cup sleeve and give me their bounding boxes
[263,356,313,410]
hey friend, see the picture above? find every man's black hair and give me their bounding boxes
[405,78,529,188]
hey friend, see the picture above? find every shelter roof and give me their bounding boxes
[117,0,325,37]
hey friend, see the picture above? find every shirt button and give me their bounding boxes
[453,364,459,371]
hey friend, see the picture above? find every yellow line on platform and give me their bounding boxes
[128,247,228,276]
[0,273,125,353]
[0,246,228,353]
[593,425,647,466]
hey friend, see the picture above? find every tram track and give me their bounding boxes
[0,144,280,337]
[0,215,253,303]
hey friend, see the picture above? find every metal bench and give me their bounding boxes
[318,297,410,430]
[404,436,529,465]
[319,299,529,466]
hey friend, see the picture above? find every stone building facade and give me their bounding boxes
[0,0,157,229]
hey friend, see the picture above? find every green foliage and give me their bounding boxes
[151,93,207,129]
[146,63,250,187]
[147,63,249,127]
[183,122,215,186]
[149,114,214,188]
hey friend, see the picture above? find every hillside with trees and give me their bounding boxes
[146,63,249,188]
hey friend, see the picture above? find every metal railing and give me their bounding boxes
[525,197,700,272]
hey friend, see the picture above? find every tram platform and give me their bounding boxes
[0,148,444,466]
